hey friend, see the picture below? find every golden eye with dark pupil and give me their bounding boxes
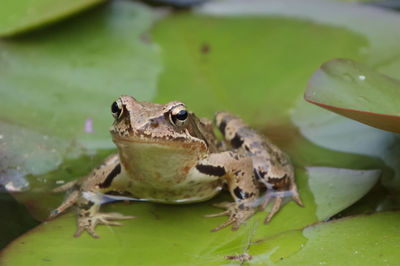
[169,106,188,127]
[175,109,188,121]
[111,101,122,119]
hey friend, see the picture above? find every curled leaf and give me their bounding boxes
[305,58,400,133]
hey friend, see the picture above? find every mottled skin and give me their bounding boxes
[50,96,302,238]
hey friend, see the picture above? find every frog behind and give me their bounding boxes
[50,96,303,238]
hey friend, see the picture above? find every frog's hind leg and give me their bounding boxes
[260,182,303,224]
[215,112,303,224]
[201,151,259,232]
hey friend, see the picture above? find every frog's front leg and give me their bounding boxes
[50,154,134,238]
[198,151,259,232]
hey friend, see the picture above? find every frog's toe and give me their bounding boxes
[101,212,136,220]
[292,192,304,207]
[264,197,283,224]
[259,190,286,224]
[259,192,272,211]
[289,182,304,207]
[204,210,230,218]
[75,212,135,238]
[207,202,255,232]
[74,217,100,238]
[74,226,100,238]
[211,216,236,232]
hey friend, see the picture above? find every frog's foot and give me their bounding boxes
[205,202,256,232]
[290,184,304,207]
[74,212,136,238]
[48,189,80,219]
[260,189,303,224]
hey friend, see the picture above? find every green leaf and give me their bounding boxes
[274,212,400,265]
[307,167,380,221]
[0,167,382,265]
[305,58,400,134]
[0,0,106,37]
[291,98,400,192]
[0,0,162,196]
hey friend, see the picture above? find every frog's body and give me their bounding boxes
[50,96,302,238]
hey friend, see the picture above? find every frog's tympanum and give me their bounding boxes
[50,96,303,238]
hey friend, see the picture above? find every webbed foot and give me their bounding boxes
[74,212,136,238]
[205,202,256,232]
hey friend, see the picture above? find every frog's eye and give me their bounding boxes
[169,105,188,127]
[111,100,123,119]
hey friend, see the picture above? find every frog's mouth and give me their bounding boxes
[111,126,208,144]
[111,134,207,151]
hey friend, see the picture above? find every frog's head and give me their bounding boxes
[109,95,205,146]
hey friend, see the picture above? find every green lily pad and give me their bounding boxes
[292,97,400,192]
[307,167,380,220]
[0,0,162,194]
[0,166,382,265]
[274,212,400,265]
[305,58,400,134]
[0,0,106,37]
[1,0,400,264]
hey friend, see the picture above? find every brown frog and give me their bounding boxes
[50,96,303,238]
